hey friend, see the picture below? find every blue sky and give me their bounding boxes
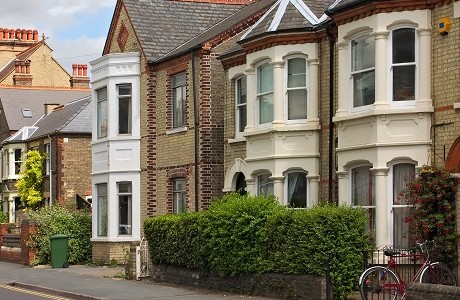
[0,1,116,74]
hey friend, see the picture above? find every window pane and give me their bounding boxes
[172,74,186,129]
[393,65,415,101]
[287,172,307,208]
[258,93,273,124]
[118,95,131,134]
[236,77,247,133]
[352,166,373,206]
[238,105,247,133]
[351,35,375,71]
[353,70,375,107]
[14,149,21,175]
[288,58,306,88]
[393,163,415,248]
[393,28,415,64]
[173,179,186,214]
[257,63,273,93]
[393,206,415,249]
[257,174,273,196]
[97,87,108,138]
[237,77,246,105]
[97,184,108,236]
[288,89,307,120]
[118,182,132,235]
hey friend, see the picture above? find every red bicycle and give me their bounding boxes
[359,240,456,299]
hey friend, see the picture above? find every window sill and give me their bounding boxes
[228,137,246,144]
[166,127,188,135]
[334,105,434,122]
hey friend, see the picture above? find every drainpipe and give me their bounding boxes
[48,134,52,206]
[191,49,199,212]
[326,24,336,204]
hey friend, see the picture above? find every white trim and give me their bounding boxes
[240,0,281,40]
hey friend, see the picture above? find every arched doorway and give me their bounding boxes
[446,136,460,173]
[235,172,247,195]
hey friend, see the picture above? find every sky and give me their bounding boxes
[0,0,116,75]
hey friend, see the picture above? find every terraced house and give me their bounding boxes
[92,0,460,266]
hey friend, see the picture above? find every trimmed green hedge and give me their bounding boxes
[144,193,371,299]
[28,206,92,265]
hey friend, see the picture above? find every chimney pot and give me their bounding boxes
[72,64,77,76]
[21,29,27,40]
[33,30,38,41]
[82,65,88,76]
[9,29,14,39]
[27,29,32,40]
[15,28,21,39]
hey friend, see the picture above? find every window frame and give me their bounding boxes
[256,61,274,126]
[96,183,108,237]
[285,56,308,122]
[117,83,132,135]
[117,181,132,236]
[13,149,22,175]
[3,150,8,177]
[172,178,186,214]
[350,165,375,241]
[257,173,273,196]
[285,170,308,208]
[45,144,50,176]
[235,76,247,136]
[389,26,418,106]
[172,73,186,129]
[96,87,108,139]
[349,32,376,111]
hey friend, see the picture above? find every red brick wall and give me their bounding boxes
[0,220,36,266]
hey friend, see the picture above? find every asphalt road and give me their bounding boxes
[0,284,70,300]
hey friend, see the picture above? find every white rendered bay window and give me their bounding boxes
[351,34,375,108]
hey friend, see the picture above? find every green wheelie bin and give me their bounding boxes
[50,234,69,268]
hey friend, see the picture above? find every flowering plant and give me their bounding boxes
[399,164,459,266]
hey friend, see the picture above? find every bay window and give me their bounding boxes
[351,34,375,108]
[287,58,307,120]
[256,62,273,124]
[391,28,416,102]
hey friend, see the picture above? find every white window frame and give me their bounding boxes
[117,83,132,135]
[284,170,308,208]
[388,162,416,249]
[96,183,108,237]
[13,149,22,175]
[349,32,375,112]
[350,165,375,241]
[117,182,132,236]
[256,61,274,126]
[172,178,186,214]
[97,87,108,139]
[3,150,9,177]
[235,76,247,137]
[45,144,50,176]
[172,73,186,129]
[285,56,308,122]
[389,26,418,107]
[257,173,273,196]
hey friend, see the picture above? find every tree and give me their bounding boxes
[16,150,44,209]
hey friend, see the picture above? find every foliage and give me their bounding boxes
[0,201,7,223]
[16,150,44,209]
[28,206,92,265]
[400,164,459,266]
[144,193,371,299]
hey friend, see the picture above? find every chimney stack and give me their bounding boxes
[70,64,90,89]
[13,60,32,86]
[44,104,62,116]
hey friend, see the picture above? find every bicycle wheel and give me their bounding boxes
[360,266,402,300]
[419,262,457,286]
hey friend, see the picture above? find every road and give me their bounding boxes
[0,285,70,300]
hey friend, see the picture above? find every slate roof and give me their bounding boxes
[27,96,92,140]
[326,0,363,14]
[0,87,90,132]
[121,0,247,62]
[158,0,277,62]
[241,0,334,42]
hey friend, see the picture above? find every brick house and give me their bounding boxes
[0,27,91,222]
[90,0,276,262]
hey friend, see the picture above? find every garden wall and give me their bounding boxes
[405,283,460,300]
[0,219,36,265]
[150,264,326,300]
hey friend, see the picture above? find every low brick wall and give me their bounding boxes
[405,283,460,300]
[150,264,326,300]
[0,219,36,266]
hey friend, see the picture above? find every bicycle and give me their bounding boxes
[358,240,457,299]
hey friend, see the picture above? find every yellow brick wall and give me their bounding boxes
[92,241,131,264]
[431,3,460,167]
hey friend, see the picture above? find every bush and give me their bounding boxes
[0,202,7,223]
[144,193,371,299]
[28,206,92,265]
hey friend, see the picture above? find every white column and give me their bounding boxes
[373,31,389,109]
[245,177,256,196]
[307,174,320,207]
[337,171,349,205]
[417,28,432,108]
[307,58,319,123]
[372,167,389,248]
[271,176,284,204]
[245,67,255,132]
[336,42,349,117]
[271,61,285,126]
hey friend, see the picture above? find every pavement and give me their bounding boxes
[0,261,274,300]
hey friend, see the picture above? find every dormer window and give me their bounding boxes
[22,109,32,118]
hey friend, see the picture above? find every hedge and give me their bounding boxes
[144,193,371,299]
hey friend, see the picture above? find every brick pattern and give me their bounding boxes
[91,241,132,264]
[0,220,36,266]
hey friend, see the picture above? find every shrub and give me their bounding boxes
[0,202,7,223]
[16,150,44,209]
[144,193,371,299]
[28,206,92,265]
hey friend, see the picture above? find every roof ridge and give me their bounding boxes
[0,85,90,91]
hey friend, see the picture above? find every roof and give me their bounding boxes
[0,87,90,132]
[27,96,92,140]
[120,0,247,62]
[158,0,277,62]
[326,0,363,14]
[240,0,333,42]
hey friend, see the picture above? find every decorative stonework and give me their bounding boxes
[117,22,129,52]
